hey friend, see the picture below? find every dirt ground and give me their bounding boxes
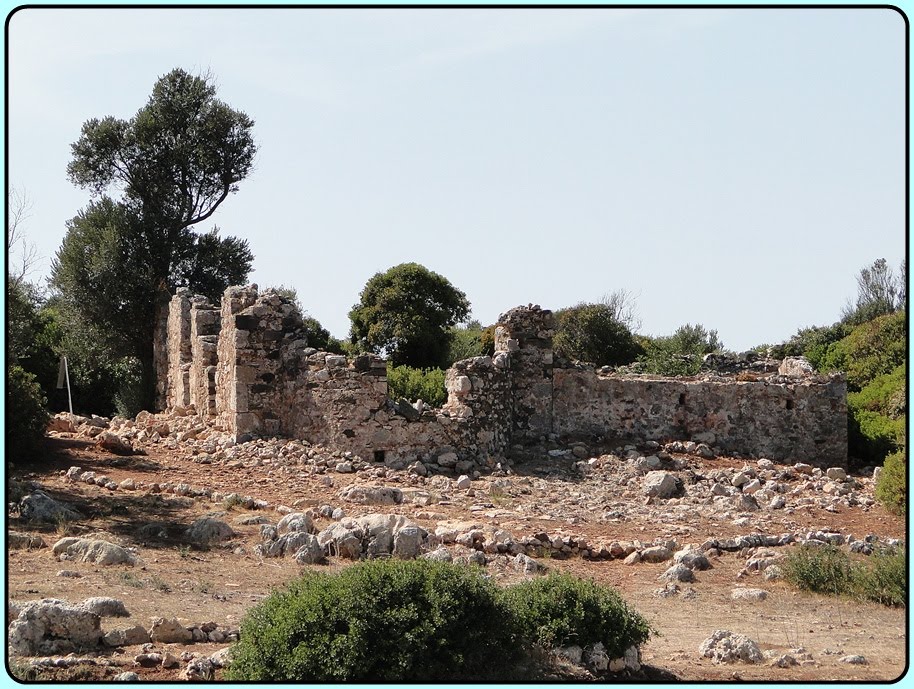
[6,434,907,682]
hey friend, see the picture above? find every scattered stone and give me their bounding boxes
[185,518,235,544]
[699,630,763,664]
[52,538,137,566]
[114,672,140,681]
[841,655,868,665]
[640,545,672,563]
[78,597,130,617]
[339,485,403,505]
[643,471,679,499]
[19,491,83,523]
[455,474,472,489]
[8,599,102,656]
[9,531,46,550]
[103,625,151,647]
[731,588,768,602]
[660,563,695,583]
[149,617,192,644]
[95,431,133,455]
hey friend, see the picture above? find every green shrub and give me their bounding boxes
[875,451,906,515]
[386,364,446,407]
[852,547,906,607]
[6,364,50,463]
[226,560,521,681]
[499,573,652,658]
[783,544,852,597]
[820,310,906,390]
[784,544,906,607]
[447,321,495,364]
[554,303,643,368]
[637,323,723,376]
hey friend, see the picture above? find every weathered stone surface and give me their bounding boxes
[78,597,129,617]
[731,588,768,602]
[8,599,102,656]
[52,538,136,566]
[276,512,315,534]
[699,630,763,663]
[293,536,325,565]
[185,518,235,544]
[340,485,403,505]
[95,431,133,455]
[9,531,47,550]
[149,617,192,643]
[640,545,672,563]
[660,563,695,582]
[104,624,150,647]
[19,491,83,523]
[643,471,679,499]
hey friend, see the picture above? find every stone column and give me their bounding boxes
[495,305,556,444]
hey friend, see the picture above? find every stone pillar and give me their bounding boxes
[165,289,193,410]
[189,296,221,417]
[215,285,259,436]
[495,305,556,443]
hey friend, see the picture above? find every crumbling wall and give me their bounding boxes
[159,287,847,469]
[553,368,847,466]
[496,306,555,443]
[165,290,193,410]
[189,298,221,417]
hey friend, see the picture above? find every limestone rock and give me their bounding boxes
[95,431,133,455]
[731,588,768,602]
[52,537,136,566]
[185,517,235,544]
[642,471,678,499]
[293,536,325,565]
[339,485,403,505]
[660,563,695,583]
[276,512,315,534]
[19,491,83,523]
[149,617,192,644]
[103,625,151,647]
[699,630,763,663]
[640,545,672,563]
[9,531,46,550]
[8,599,103,656]
[673,548,711,570]
[78,597,130,617]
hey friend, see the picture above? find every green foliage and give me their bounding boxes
[554,302,643,367]
[8,281,62,403]
[783,545,853,597]
[780,322,850,370]
[56,68,256,411]
[875,451,906,516]
[846,364,906,463]
[500,573,653,658]
[820,311,906,390]
[841,258,904,325]
[637,323,723,376]
[852,547,906,607]
[447,320,495,364]
[784,544,906,608]
[386,364,447,407]
[6,365,49,464]
[349,263,470,369]
[226,560,521,681]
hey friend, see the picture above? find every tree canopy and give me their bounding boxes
[554,294,643,367]
[53,68,256,412]
[349,263,470,368]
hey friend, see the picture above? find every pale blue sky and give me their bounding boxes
[5,7,907,351]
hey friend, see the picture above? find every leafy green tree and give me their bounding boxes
[554,301,643,367]
[55,68,256,410]
[349,263,470,368]
[446,320,495,364]
[819,310,906,390]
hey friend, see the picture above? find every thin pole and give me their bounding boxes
[63,355,73,416]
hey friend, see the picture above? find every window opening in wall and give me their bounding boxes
[678,393,686,406]
[786,399,794,410]
[373,450,386,463]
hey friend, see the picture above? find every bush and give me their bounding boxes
[386,364,446,407]
[852,547,906,607]
[637,323,723,376]
[226,560,522,681]
[6,364,49,463]
[820,310,906,390]
[447,321,495,364]
[875,450,906,515]
[783,544,906,607]
[499,573,653,658]
[554,303,643,367]
[783,545,852,597]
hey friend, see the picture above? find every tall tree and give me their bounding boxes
[55,68,256,410]
[842,258,902,325]
[349,263,470,368]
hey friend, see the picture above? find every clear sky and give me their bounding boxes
[5,6,907,351]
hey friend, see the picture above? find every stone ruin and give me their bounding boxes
[154,285,848,470]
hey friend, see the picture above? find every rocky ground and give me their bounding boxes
[6,409,907,681]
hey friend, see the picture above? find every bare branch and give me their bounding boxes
[7,186,39,286]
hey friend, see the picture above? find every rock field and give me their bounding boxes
[6,409,906,681]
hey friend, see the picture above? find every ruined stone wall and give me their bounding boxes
[189,298,221,417]
[495,305,555,443]
[165,290,193,410]
[214,285,259,435]
[159,287,847,470]
[553,368,847,467]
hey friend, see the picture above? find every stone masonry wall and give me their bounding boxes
[553,368,847,467]
[159,287,848,469]
[189,298,221,417]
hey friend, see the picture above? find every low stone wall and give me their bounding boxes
[155,286,848,469]
[553,368,847,466]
